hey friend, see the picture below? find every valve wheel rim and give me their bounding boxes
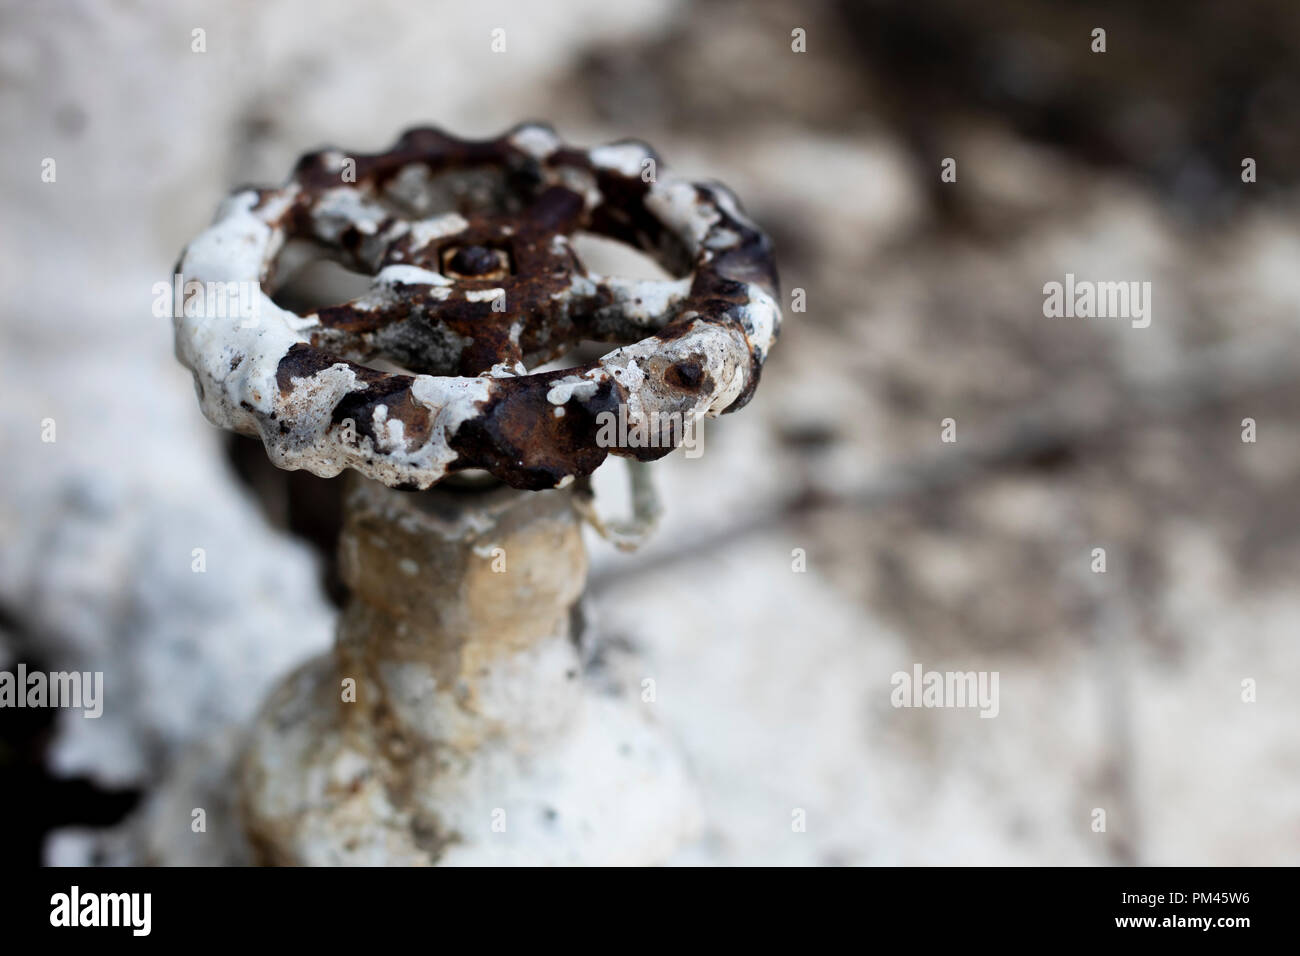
[175,122,781,490]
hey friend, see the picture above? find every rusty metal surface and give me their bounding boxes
[175,123,781,489]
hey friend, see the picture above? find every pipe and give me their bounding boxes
[239,474,700,864]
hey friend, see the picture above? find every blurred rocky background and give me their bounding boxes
[1,0,1297,865]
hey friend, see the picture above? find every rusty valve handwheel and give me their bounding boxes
[174,123,781,490]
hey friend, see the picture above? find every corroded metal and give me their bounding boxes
[174,123,781,490]
[172,124,778,865]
